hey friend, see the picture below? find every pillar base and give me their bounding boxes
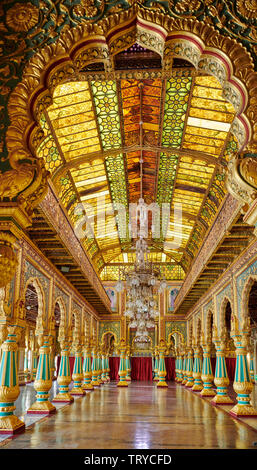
[185,381,194,388]
[157,381,168,388]
[200,388,216,397]
[27,401,56,414]
[0,416,25,435]
[117,381,128,387]
[70,388,85,396]
[192,384,203,392]
[91,381,100,387]
[229,404,257,417]
[126,377,131,382]
[52,393,74,403]
[82,383,94,390]
[153,377,159,382]
[211,395,234,405]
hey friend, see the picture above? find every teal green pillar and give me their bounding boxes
[192,346,203,391]
[153,354,159,381]
[185,348,194,388]
[27,335,56,414]
[200,344,216,397]
[157,341,168,388]
[229,333,257,417]
[125,352,131,382]
[52,341,74,403]
[181,353,187,385]
[82,345,94,390]
[91,347,100,386]
[70,347,85,396]
[117,340,128,387]
[211,340,234,405]
[0,327,25,434]
[106,355,110,382]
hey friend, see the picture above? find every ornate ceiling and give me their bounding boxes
[36,50,237,280]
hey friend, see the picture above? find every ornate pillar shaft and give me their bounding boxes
[153,352,159,381]
[0,327,25,434]
[229,332,257,417]
[192,347,203,391]
[157,340,168,388]
[32,350,38,380]
[101,354,107,383]
[52,340,74,403]
[181,353,187,385]
[200,343,216,397]
[185,348,194,388]
[249,353,255,383]
[211,339,234,405]
[24,348,30,383]
[125,350,131,382]
[117,339,128,387]
[27,335,56,414]
[70,344,85,396]
[82,345,94,391]
[106,354,110,382]
[176,353,182,383]
[91,346,100,387]
[96,351,102,385]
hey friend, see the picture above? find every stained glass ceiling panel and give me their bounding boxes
[39,67,237,281]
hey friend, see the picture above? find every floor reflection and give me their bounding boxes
[1,381,257,449]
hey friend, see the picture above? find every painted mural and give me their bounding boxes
[104,287,117,311]
[165,321,186,345]
[167,287,180,312]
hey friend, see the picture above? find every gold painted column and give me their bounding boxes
[185,346,194,388]
[97,347,103,385]
[157,339,168,388]
[70,333,86,396]
[200,335,216,397]
[153,347,159,381]
[211,327,234,405]
[117,339,128,387]
[181,348,188,385]
[91,339,100,387]
[229,316,257,417]
[0,325,25,434]
[82,335,94,391]
[125,347,131,382]
[27,332,56,414]
[52,329,74,404]
[192,342,203,392]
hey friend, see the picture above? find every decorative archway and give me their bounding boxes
[23,277,45,329]
[101,331,118,355]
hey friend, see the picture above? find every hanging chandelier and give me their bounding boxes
[115,82,167,342]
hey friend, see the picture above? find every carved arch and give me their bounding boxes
[53,296,66,329]
[219,296,233,330]
[168,329,184,349]
[23,276,46,329]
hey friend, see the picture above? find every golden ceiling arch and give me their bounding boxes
[6,5,257,221]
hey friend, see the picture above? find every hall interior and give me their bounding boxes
[1,0,257,450]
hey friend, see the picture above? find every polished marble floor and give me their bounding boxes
[1,381,257,449]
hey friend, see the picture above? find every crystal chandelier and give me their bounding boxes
[115,82,166,343]
[123,235,166,343]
